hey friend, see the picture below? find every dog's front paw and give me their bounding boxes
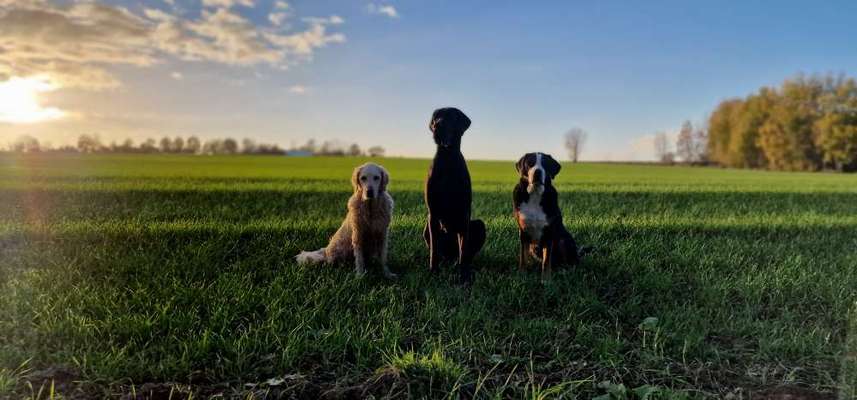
[456,265,475,286]
[382,266,398,279]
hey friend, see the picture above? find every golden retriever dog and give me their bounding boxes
[295,163,396,278]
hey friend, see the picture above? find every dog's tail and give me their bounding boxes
[295,248,326,265]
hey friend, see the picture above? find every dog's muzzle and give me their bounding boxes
[532,169,543,184]
[365,188,375,199]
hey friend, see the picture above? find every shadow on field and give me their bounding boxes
[3,187,857,224]
[2,218,853,398]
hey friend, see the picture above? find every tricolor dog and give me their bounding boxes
[513,152,580,280]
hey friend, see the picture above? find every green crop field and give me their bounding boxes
[2,154,857,399]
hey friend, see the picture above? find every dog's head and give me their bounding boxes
[351,162,389,200]
[515,152,561,193]
[429,107,471,149]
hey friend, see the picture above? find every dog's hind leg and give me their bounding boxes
[557,235,580,267]
[381,228,397,279]
[456,220,486,285]
[425,217,442,273]
[518,229,530,271]
[541,241,554,282]
[424,219,457,266]
[295,248,326,265]
[464,219,486,261]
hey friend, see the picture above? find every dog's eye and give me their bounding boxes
[373,176,379,181]
[360,176,367,181]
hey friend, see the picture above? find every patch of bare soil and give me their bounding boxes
[748,386,836,400]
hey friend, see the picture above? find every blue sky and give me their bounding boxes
[2,0,857,160]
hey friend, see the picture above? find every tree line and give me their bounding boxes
[4,135,386,157]
[653,120,708,164]
[707,74,857,172]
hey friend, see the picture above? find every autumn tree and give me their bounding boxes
[564,127,587,162]
[814,77,857,171]
[757,77,823,171]
[705,73,857,172]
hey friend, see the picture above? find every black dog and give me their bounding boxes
[513,152,579,280]
[423,107,486,284]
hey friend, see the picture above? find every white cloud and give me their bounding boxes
[201,0,253,9]
[288,85,307,94]
[368,3,398,18]
[265,18,346,56]
[268,11,288,26]
[274,1,289,10]
[170,71,183,80]
[0,1,346,90]
[302,15,344,25]
[626,131,679,161]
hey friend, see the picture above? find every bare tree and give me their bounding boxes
[77,134,102,153]
[348,143,362,157]
[140,138,158,153]
[367,146,386,157]
[185,136,201,154]
[159,137,171,153]
[692,125,708,163]
[242,138,257,154]
[172,137,185,153]
[222,138,238,154]
[12,135,41,153]
[654,132,674,163]
[564,128,587,162]
[676,121,694,162]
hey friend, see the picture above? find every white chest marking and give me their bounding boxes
[519,189,547,242]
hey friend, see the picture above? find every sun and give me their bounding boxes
[0,76,65,124]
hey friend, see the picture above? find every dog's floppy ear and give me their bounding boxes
[429,107,471,134]
[429,109,441,133]
[543,154,561,179]
[515,154,529,176]
[455,109,471,134]
[351,164,363,193]
[378,165,389,193]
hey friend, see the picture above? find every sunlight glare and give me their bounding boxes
[0,76,65,124]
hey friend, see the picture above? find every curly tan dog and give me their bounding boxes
[295,163,396,278]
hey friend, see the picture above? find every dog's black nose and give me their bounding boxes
[533,169,543,182]
[366,189,375,198]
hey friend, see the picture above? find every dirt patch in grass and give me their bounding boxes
[748,385,837,400]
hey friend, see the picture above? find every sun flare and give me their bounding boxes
[0,76,65,124]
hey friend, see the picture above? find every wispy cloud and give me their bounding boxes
[0,1,346,90]
[368,3,398,19]
[170,71,183,80]
[289,85,307,94]
[201,0,254,9]
[268,11,288,26]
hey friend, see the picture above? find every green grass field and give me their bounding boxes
[2,154,857,399]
